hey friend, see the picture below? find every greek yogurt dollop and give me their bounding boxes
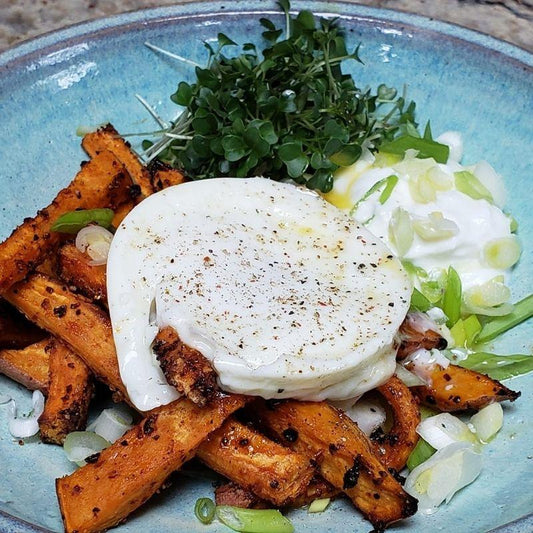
[325,132,519,297]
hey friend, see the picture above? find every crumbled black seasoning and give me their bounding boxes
[53,305,67,318]
[85,452,100,464]
[282,428,298,443]
[343,455,363,489]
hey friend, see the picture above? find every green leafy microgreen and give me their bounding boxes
[379,135,449,163]
[458,352,533,381]
[423,120,433,141]
[50,209,115,234]
[144,1,417,192]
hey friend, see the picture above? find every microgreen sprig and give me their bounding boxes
[142,1,416,192]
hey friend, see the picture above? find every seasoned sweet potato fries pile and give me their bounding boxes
[0,125,520,532]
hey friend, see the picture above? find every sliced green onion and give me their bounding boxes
[379,135,450,164]
[7,390,45,439]
[450,319,466,348]
[508,214,518,233]
[417,413,479,451]
[215,506,294,533]
[476,294,533,344]
[194,498,216,525]
[450,315,481,348]
[470,403,503,443]
[395,363,426,387]
[440,267,462,327]
[378,175,399,204]
[307,498,331,513]
[410,288,432,312]
[407,438,436,471]
[454,171,493,203]
[350,174,398,215]
[51,208,115,234]
[404,442,482,512]
[458,352,533,381]
[388,207,413,257]
[463,314,481,346]
[463,277,511,315]
[87,407,134,443]
[408,173,437,203]
[412,212,459,241]
[426,166,453,191]
[483,237,521,270]
[76,125,97,137]
[420,406,439,419]
[63,431,110,466]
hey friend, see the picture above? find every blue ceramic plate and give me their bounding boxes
[0,2,531,532]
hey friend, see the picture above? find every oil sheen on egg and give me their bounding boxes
[107,178,411,411]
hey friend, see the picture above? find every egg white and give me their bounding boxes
[107,178,411,411]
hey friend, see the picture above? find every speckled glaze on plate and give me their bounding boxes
[0,2,532,532]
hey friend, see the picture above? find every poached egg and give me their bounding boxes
[107,178,411,411]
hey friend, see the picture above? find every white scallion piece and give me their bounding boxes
[463,277,513,316]
[395,363,427,387]
[404,441,482,513]
[63,431,110,466]
[332,397,386,436]
[472,160,506,207]
[308,498,331,513]
[412,212,459,241]
[417,412,479,451]
[7,390,45,439]
[483,237,521,270]
[389,207,413,256]
[75,225,114,266]
[470,403,503,443]
[436,131,463,163]
[87,406,134,443]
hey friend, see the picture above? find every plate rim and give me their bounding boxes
[0,0,532,70]
[0,1,531,532]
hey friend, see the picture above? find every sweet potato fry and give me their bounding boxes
[82,124,153,198]
[0,298,46,349]
[147,160,187,192]
[4,273,127,400]
[258,400,417,529]
[197,417,315,506]
[0,337,51,393]
[56,394,247,533]
[152,326,219,407]
[410,362,520,411]
[38,339,93,444]
[288,475,339,508]
[0,150,132,294]
[397,313,447,360]
[371,376,420,471]
[57,244,108,306]
[215,482,267,509]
